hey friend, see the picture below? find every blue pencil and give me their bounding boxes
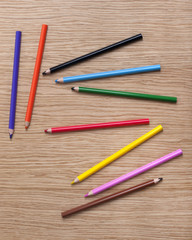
[55,65,161,83]
[9,31,21,139]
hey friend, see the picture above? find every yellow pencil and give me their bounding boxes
[71,125,163,184]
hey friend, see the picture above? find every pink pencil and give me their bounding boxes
[45,119,149,133]
[85,149,183,197]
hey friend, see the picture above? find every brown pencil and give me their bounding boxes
[61,178,162,218]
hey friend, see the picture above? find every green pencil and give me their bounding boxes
[71,87,177,103]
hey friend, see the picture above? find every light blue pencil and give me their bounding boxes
[55,65,161,83]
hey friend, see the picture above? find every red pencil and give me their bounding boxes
[45,119,149,133]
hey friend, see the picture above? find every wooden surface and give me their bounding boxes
[0,1,192,239]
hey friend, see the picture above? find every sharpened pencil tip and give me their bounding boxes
[84,193,88,197]
[44,129,48,133]
[71,87,74,91]
[9,129,14,138]
[55,79,58,83]
[42,71,46,75]
[159,178,163,182]
[25,121,30,129]
[71,181,75,185]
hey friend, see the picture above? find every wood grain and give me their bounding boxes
[0,0,191,239]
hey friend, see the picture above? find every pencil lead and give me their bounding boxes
[73,177,80,184]
[55,79,58,83]
[9,129,14,138]
[44,129,48,133]
[71,181,75,185]
[85,190,93,197]
[25,121,30,129]
[159,178,163,182]
[43,69,50,75]
[72,87,78,92]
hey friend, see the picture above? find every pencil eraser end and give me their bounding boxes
[177,149,183,155]
[42,24,48,29]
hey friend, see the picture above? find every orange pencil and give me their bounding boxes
[25,24,48,129]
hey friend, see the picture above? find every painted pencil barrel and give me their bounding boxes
[9,31,21,130]
[51,34,143,74]
[47,119,149,133]
[25,24,48,125]
[92,149,183,195]
[78,87,177,103]
[62,179,156,217]
[77,125,163,182]
[57,65,161,83]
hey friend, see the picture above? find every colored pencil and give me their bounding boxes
[72,87,177,103]
[71,125,163,184]
[55,64,161,83]
[9,31,22,139]
[45,119,149,133]
[42,33,142,75]
[85,149,182,197]
[62,178,162,218]
[25,24,48,129]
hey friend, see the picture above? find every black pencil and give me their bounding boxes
[42,33,142,75]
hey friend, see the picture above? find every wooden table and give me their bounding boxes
[0,1,191,239]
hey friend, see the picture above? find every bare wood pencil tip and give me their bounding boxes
[85,190,93,197]
[154,178,163,184]
[42,69,50,75]
[45,128,51,133]
[55,78,63,83]
[9,129,14,139]
[72,87,79,92]
[25,121,30,129]
[71,178,80,185]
